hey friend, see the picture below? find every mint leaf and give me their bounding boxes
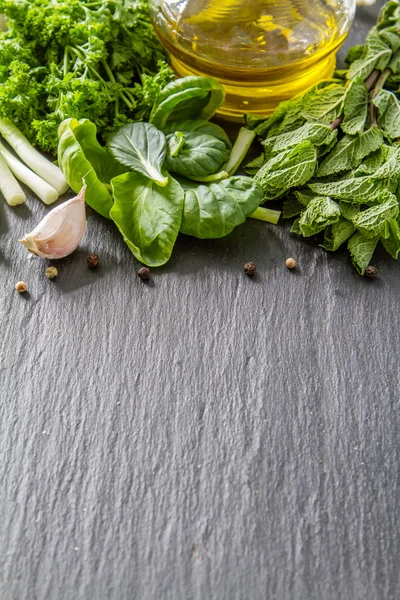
[301,84,347,124]
[298,196,341,237]
[372,89,400,140]
[244,153,265,175]
[317,128,383,178]
[381,218,400,258]
[309,176,396,204]
[369,146,400,180]
[342,78,368,135]
[353,147,386,176]
[347,231,379,275]
[256,141,317,201]
[345,44,365,66]
[352,190,399,237]
[347,32,392,81]
[290,218,302,235]
[321,218,356,251]
[262,123,337,155]
[294,189,315,206]
[282,196,304,218]
[339,202,360,221]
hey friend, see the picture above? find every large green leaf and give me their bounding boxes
[180,177,263,239]
[110,172,184,266]
[57,118,125,219]
[165,131,230,179]
[150,76,225,129]
[107,122,168,187]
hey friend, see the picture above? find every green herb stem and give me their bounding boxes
[222,127,256,176]
[250,207,281,225]
[365,69,380,92]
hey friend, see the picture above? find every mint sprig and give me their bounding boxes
[246,0,400,275]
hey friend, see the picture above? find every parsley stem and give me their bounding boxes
[63,47,69,78]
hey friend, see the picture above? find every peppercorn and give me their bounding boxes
[285,257,297,269]
[243,261,256,275]
[365,265,378,279]
[15,281,27,293]
[137,266,151,280]
[87,253,99,268]
[45,266,58,279]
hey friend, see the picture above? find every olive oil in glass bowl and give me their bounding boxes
[149,0,356,120]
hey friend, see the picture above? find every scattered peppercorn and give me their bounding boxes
[285,257,297,269]
[365,265,378,279]
[243,261,256,275]
[137,266,151,280]
[45,266,58,279]
[87,253,99,268]
[15,281,27,293]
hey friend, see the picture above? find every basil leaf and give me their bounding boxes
[347,231,379,275]
[150,76,225,129]
[341,78,368,135]
[110,172,184,267]
[107,122,168,187]
[352,191,399,238]
[180,177,263,239]
[165,132,230,180]
[298,196,341,237]
[58,118,125,219]
[321,218,356,251]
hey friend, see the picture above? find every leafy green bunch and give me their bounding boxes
[246,0,400,275]
[58,76,272,266]
[0,0,174,152]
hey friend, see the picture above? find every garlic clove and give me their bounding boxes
[19,185,87,259]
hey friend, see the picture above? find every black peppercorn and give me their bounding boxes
[365,265,378,279]
[137,266,151,280]
[243,261,256,276]
[87,253,99,268]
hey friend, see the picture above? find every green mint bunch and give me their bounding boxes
[245,0,400,275]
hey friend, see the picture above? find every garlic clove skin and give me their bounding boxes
[19,185,87,260]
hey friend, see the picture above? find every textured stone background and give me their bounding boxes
[1,2,399,599]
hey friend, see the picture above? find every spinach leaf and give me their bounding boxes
[110,172,184,267]
[58,118,125,219]
[180,177,263,239]
[107,122,168,186]
[150,76,225,129]
[347,231,379,275]
[165,132,230,180]
[162,119,232,150]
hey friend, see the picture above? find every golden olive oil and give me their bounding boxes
[151,0,353,119]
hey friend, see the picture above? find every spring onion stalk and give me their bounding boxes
[222,128,256,176]
[250,207,281,225]
[0,152,25,206]
[0,142,58,205]
[0,118,69,195]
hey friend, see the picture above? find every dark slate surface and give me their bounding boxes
[1,2,399,599]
